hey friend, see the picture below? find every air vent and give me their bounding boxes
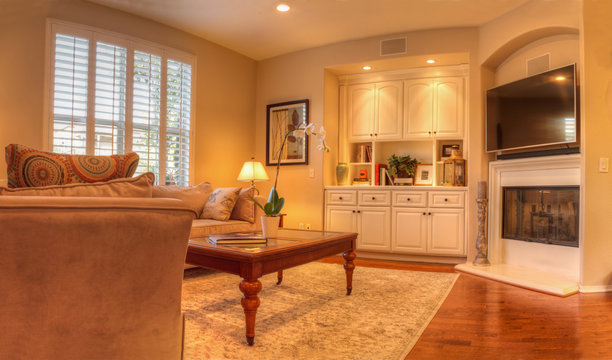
[380,38,406,56]
[526,54,550,76]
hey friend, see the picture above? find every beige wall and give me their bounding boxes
[0,0,257,188]
[255,28,482,238]
[581,0,612,288]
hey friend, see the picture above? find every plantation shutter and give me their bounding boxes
[52,33,89,155]
[94,41,127,155]
[132,50,162,180]
[165,59,191,186]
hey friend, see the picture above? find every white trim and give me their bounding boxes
[580,284,612,293]
[339,64,469,85]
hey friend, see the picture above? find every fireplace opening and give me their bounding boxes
[502,186,579,247]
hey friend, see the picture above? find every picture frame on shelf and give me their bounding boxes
[266,99,309,166]
[441,144,455,159]
[415,164,434,186]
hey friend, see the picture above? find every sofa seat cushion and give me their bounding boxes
[5,144,139,188]
[189,218,257,238]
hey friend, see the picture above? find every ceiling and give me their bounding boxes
[88,0,530,60]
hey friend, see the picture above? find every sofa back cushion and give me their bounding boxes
[0,172,154,197]
[230,186,256,223]
[152,182,213,218]
[5,144,139,188]
[200,187,241,221]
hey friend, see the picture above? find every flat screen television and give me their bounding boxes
[486,64,578,153]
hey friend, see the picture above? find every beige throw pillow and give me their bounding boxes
[230,186,256,223]
[0,172,155,197]
[200,187,241,221]
[152,182,213,217]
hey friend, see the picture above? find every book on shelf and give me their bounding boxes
[365,145,372,162]
[352,178,370,186]
[208,233,267,245]
[381,168,394,186]
[375,163,388,185]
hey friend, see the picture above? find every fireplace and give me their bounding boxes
[503,186,579,247]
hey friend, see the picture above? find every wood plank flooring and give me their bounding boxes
[320,257,612,359]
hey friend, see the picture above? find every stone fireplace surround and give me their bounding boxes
[456,154,581,296]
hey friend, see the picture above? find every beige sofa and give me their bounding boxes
[0,196,195,360]
[189,195,265,238]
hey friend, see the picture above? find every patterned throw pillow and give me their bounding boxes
[5,144,139,188]
[230,186,256,223]
[200,187,242,221]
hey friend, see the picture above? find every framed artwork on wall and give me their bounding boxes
[266,99,309,166]
[415,164,434,186]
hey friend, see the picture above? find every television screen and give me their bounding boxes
[486,64,577,152]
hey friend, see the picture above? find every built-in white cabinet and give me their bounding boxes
[404,77,464,139]
[326,188,466,258]
[347,81,403,142]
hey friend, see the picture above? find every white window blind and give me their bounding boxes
[52,34,89,155]
[94,41,127,155]
[166,59,191,186]
[48,21,194,186]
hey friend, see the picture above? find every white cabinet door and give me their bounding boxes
[404,79,433,138]
[325,206,357,233]
[428,208,465,256]
[434,77,464,138]
[357,207,391,251]
[392,208,427,253]
[375,81,403,140]
[347,84,376,141]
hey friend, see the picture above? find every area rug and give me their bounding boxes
[182,262,458,360]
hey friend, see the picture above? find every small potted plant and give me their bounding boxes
[387,154,418,185]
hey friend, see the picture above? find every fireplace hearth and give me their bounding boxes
[502,186,579,247]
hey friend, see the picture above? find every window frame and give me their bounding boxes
[43,19,196,186]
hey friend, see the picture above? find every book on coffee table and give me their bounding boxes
[208,233,267,245]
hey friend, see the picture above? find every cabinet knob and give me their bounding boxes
[428,212,432,215]
[407,198,411,201]
[433,131,437,134]
[369,133,373,137]
[444,198,448,202]
[374,133,378,136]
[352,210,356,213]
[357,210,361,214]
[428,131,431,135]
[422,212,426,215]
[339,196,343,200]
[371,196,376,200]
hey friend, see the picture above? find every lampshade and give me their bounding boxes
[237,158,269,186]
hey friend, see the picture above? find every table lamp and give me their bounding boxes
[237,157,269,191]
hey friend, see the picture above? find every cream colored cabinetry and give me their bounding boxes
[326,188,466,259]
[347,81,403,142]
[325,190,391,252]
[404,77,464,139]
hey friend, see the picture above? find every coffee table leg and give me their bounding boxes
[276,270,283,285]
[239,279,262,346]
[343,250,356,295]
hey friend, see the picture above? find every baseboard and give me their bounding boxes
[580,284,612,293]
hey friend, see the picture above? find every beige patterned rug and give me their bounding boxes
[182,262,458,360]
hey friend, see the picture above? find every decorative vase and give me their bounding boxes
[261,215,280,238]
[336,162,349,185]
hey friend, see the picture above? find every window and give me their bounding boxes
[47,21,194,185]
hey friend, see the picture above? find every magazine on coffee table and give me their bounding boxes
[208,233,267,245]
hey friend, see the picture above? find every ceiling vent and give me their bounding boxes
[380,37,406,56]
[526,54,550,76]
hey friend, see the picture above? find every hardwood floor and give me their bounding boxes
[320,257,612,360]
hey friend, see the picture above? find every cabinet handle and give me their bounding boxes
[369,133,373,137]
[428,131,431,135]
[357,210,361,214]
[352,210,356,213]
[428,212,432,215]
[375,133,378,136]
[407,198,411,201]
[433,131,437,134]
[371,196,376,200]
[339,196,343,200]
[422,212,426,215]
[444,198,448,202]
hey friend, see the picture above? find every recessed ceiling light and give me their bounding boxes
[426,59,435,64]
[362,66,372,70]
[276,4,291,12]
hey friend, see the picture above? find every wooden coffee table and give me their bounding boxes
[186,229,357,346]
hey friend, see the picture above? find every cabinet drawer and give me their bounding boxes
[392,191,427,207]
[428,192,465,208]
[326,190,357,205]
[358,191,391,206]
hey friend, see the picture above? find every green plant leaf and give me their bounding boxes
[263,202,273,215]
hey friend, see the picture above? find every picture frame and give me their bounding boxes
[415,164,434,186]
[266,99,309,166]
[441,144,455,159]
